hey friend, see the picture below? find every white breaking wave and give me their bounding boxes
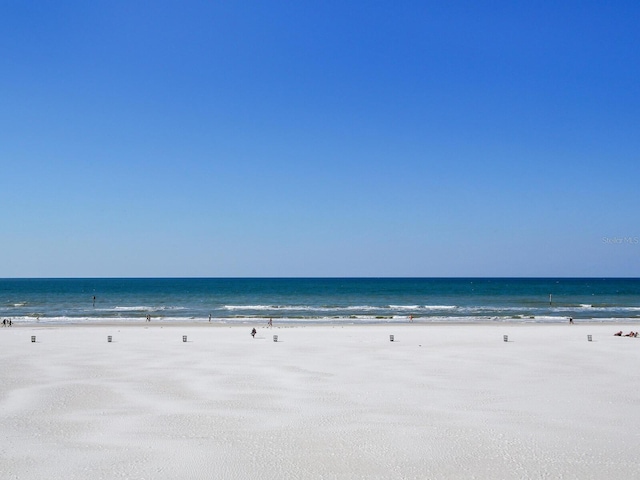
[224,305,311,311]
[224,305,384,312]
[224,304,459,312]
[113,306,156,312]
[111,306,186,312]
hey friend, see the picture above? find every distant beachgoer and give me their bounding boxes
[2,319,5,327]
[614,331,623,336]
[93,296,96,306]
[268,318,272,328]
[251,328,257,338]
[209,314,212,323]
[410,315,413,323]
[624,331,637,337]
[569,317,574,325]
[8,319,12,327]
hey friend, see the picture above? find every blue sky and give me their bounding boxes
[2,1,639,277]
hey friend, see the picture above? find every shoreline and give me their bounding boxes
[5,317,640,328]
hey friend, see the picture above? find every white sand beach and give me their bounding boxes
[1,323,639,479]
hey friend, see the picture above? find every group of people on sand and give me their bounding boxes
[250,319,273,338]
[2,319,13,327]
[614,331,638,337]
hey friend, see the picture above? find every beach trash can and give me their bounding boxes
[182,335,187,343]
[31,335,36,343]
[107,335,112,343]
[390,335,394,342]
[587,335,592,342]
[273,335,278,342]
[503,335,508,342]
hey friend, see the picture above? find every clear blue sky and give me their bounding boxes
[2,1,639,277]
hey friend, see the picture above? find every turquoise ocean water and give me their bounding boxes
[1,278,639,325]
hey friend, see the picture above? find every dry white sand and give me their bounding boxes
[1,322,639,479]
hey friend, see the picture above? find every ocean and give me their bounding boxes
[1,278,639,325]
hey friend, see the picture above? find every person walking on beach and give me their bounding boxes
[268,318,272,328]
[209,314,212,322]
[569,317,574,325]
[251,328,257,338]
